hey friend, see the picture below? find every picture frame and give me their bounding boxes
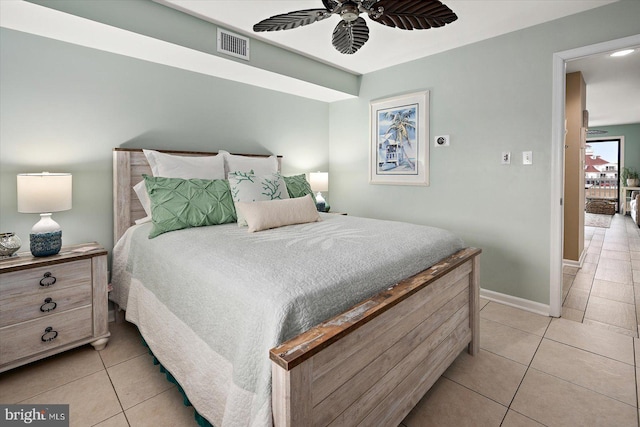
[369,90,429,186]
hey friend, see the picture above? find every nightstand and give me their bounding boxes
[0,243,110,373]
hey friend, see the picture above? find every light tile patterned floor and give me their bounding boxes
[3,306,639,427]
[562,214,640,337]
[1,216,639,426]
[403,303,638,427]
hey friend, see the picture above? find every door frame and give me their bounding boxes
[550,34,640,317]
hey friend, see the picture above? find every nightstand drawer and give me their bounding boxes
[0,305,93,365]
[0,259,91,299]
[0,283,92,327]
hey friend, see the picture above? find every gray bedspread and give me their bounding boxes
[111,213,464,427]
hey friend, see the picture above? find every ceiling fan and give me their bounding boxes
[253,0,458,55]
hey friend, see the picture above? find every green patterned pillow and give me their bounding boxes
[144,175,237,238]
[228,171,289,226]
[283,174,316,203]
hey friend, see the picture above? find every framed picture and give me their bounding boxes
[369,90,429,186]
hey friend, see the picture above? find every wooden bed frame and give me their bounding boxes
[113,147,481,427]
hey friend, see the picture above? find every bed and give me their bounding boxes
[111,147,481,427]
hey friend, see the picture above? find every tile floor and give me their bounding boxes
[562,214,640,337]
[2,301,639,427]
[1,216,639,426]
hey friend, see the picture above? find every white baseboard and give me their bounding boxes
[563,249,586,269]
[480,288,551,317]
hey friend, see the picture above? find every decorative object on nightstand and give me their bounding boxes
[0,243,110,372]
[0,232,22,258]
[309,171,329,212]
[17,172,72,257]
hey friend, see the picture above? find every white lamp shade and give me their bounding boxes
[309,172,329,192]
[17,173,72,213]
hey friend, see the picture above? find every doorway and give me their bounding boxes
[550,34,640,317]
[585,138,621,213]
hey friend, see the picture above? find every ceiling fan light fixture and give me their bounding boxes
[253,0,457,54]
[339,4,360,22]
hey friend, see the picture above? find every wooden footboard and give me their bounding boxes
[270,247,481,427]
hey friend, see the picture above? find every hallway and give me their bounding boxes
[563,214,640,337]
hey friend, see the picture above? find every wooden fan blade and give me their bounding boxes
[332,17,370,54]
[369,0,458,30]
[361,0,379,7]
[253,9,331,32]
[322,0,339,12]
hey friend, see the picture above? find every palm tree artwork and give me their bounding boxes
[377,106,418,173]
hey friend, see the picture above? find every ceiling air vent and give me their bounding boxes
[217,29,250,61]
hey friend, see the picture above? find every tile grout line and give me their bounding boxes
[580,235,598,325]
[613,216,640,426]
[498,316,551,426]
[103,350,183,425]
[568,217,638,335]
[541,335,636,367]
[11,350,105,405]
[99,347,130,426]
[630,227,640,427]
[620,218,640,427]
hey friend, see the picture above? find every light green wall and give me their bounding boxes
[596,123,640,171]
[2,1,639,307]
[26,0,361,96]
[328,1,640,305]
[0,28,330,254]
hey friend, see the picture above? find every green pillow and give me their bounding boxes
[144,175,237,238]
[283,174,316,203]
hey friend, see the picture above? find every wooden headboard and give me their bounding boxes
[112,148,282,243]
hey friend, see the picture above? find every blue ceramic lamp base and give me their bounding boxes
[315,191,330,213]
[30,231,62,257]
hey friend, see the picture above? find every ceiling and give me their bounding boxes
[157,0,639,126]
[566,47,640,127]
[157,0,617,75]
[1,0,638,124]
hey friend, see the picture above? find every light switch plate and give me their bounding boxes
[502,152,511,165]
[523,151,533,165]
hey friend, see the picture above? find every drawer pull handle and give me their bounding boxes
[40,298,57,313]
[39,272,57,287]
[41,327,58,342]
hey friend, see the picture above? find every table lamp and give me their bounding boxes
[309,172,329,212]
[17,172,72,257]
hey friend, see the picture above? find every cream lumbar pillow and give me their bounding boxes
[235,194,321,233]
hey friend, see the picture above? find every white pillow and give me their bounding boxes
[228,171,289,226]
[132,180,152,224]
[143,149,225,179]
[219,150,279,177]
[236,195,320,232]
